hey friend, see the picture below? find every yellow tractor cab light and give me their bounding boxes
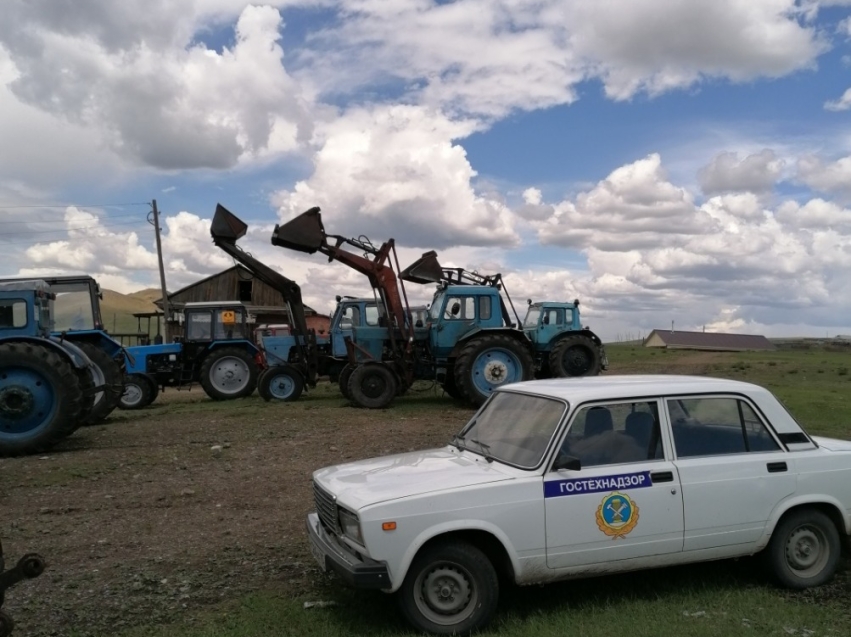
[382,521,397,531]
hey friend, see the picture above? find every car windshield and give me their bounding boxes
[455,391,567,469]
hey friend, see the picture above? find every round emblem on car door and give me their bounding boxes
[596,492,640,539]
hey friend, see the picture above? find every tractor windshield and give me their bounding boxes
[523,307,541,328]
[455,391,567,469]
[52,286,96,331]
[429,292,446,320]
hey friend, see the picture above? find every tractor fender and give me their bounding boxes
[549,328,603,349]
[58,330,132,368]
[448,327,532,358]
[0,335,91,370]
[55,330,124,357]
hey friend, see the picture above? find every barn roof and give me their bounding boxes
[645,329,775,351]
[154,265,319,314]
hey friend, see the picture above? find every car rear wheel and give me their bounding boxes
[398,540,499,635]
[767,509,840,588]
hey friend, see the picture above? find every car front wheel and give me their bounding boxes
[767,508,841,589]
[398,540,498,635]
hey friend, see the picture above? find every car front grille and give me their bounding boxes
[313,480,340,535]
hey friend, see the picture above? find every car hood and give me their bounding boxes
[313,447,515,510]
[812,436,851,452]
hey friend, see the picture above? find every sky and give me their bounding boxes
[2,0,851,342]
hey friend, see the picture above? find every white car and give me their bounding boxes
[306,375,851,634]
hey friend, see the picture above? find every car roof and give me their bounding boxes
[500,374,769,403]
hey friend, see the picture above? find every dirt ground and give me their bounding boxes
[2,370,849,636]
[1,383,471,636]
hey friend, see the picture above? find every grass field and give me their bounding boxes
[6,344,850,637]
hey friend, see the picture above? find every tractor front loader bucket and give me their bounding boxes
[211,204,248,244]
[271,207,324,254]
[400,250,444,284]
[0,540,46,637]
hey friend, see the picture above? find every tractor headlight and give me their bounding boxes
[338,508,363,545]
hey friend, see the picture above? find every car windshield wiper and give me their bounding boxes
[449,433,466,450]
[470,438,494,463]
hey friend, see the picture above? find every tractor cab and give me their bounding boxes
[181,302,252,343]
[426,285,508,358]
[0,280,54,338]
[44,276,103,332]
[523,300,582,349]
[0,275,103,333]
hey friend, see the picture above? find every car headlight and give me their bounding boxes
[338,508,363,545]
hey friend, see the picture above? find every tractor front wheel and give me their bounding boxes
[549,335,602,377]
[258,365,304,402]
[338,363,357,400]
[200,348,258,400]
[0,342,83,456]
[454,334,533,407]
[347,363,398,409]
[119,374,156,410]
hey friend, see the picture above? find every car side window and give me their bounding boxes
[667,397,781,458]
[560,401,664,468]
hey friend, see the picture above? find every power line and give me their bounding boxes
[1,219,148,235]
[0,202,150,210]
[0,212,145,225]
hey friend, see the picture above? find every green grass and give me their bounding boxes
[120,559,850,637]
[606,345,851,438]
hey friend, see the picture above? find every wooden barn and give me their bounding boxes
[644,329,775,352]
[156,265,330,333]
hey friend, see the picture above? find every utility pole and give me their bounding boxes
[149,199,170,342]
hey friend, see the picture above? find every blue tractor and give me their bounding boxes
[402,251,607,399]
[0,275,126,424]
[0,280,102,456]
[272,208,535,407]
[120,300,262,409]
[522,298,607,377]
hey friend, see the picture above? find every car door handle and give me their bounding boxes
[767,462,787,473]
[650,471,674,483]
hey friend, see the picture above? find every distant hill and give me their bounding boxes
[100,288,163,338]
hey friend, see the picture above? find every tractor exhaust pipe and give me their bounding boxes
[400,250,445,284]
[211,204,248,244]
[271,207,324,254]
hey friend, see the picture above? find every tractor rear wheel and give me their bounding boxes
[454,334,533,407]
[200,348,258,400]
[258,364,304,402]
[338,363,357,400]
[549,335,602,377]
[119,374,156,410]
[0,341,83,456]
[347,363,398,409]
[77,342,124,425]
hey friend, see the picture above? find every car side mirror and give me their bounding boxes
[450,303,460,316]
[552,454,581,472]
